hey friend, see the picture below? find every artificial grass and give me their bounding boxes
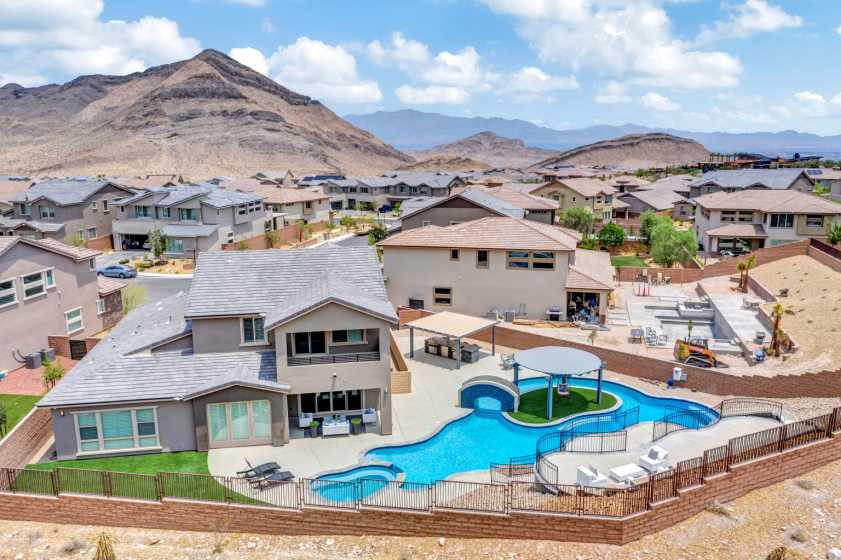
[28,451,210,475]
[610,255,648,268]
[0,394,41,435]
[509,387,617,424]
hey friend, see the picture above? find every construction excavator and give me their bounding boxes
[673,337,726,368]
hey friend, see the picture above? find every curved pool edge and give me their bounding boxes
[312,460,398,480]
[501,393,623,428]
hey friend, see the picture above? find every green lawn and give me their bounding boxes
[509,387,617,424]
[28,451,210,474]
[610,255,648,268]
[0,394,42,435]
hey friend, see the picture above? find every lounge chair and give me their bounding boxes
[576,465,608,487]
[639,446,669,473]
[249,470,295,489]
[237,460,282,479]
[610,463,648,484]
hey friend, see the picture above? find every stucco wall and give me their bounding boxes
[191,387,288,449]
[191,317,275,354]
[402,198,496,230]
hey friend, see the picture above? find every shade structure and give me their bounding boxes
[406,311,499,369]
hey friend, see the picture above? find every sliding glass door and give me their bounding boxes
[206,400,272,448]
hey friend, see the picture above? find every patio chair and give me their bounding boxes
[639,446,669,473]
[237,460,281,479]
[656,334,669,346]
[249,470,295,489]
[500,353,515,370]
[576,465,608,487]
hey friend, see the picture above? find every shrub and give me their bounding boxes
[579,236,600,250]
[91,533,116,560]
[828,223,841,246]
[597,222,625,248]
[368,223,388,245]
[795,479,816,490]
[118,258,130,265]
[560,207,594,236]
[42,359,66,389]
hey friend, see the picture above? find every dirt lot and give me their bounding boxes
[3,456,841,559]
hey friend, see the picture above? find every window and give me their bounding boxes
[507,251,554,270]
[305,201,312,209]
[806,215,824,228]
[65,307,83,334]
[88,258,96,272]
[293,331,326,354]
[241,317,266,345]
[96,298,105,315]
[40,207,55,219]
[476,249,489,268]
[166,238,184,254]
[87,227,97,239]
[721,210,754,223]
[119,206,125,214]
[102,199,109,213]
[450,248,460,260]
[0,278,16,308]
[433,287,452,306]
[421,220,432,227]
[135,206,151,218]
[237,204,247,216]
[22,269,53,299]
[91,201,97,211]
[769,213,794,228]
[299,390,363,414]
[20,204,31,216]
[160,207,171,218]
[77,229,86,241]
[178,208,198,221]
[331,329,365,345]
[75,408,159,453]
[507,251,530,269]
[226,231,234,244]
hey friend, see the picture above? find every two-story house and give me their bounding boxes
[4,179,136,248]
[399,187,558,230]
[693,190,841,253]
[229,184,331,228]
[111,184,267,256]
[687,169,814,198]
[379,217,615,322]
[38,246,398,460]
[509,179,616,223]
[326,173,464,212]
[0,237,124,373]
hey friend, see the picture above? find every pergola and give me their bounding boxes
[513,346,605,419]
[406,311,500,369]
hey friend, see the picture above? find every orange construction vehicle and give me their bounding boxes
[673,337,725,368]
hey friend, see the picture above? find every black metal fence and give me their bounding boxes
[3,407,839,520]
[717,398,784,422]
[652,408,711,441]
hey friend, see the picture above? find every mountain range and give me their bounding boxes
[407,131,556,169]
[0,49,412,177]
[345,109,841,157]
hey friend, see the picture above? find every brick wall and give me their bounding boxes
[0,409,52,468]
[99,291,124,330]
[47,335,71,359]
[472,325,841,398]
[84,234,113,251]
[221,234,270,251]
[396,306,434,327]
[1,432,841,544]
[390,370,411,394]
[807,245,841,273]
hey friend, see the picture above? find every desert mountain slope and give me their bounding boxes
[0,49,411,176]
[398,155,491,172]
[408,131,555,169]
[532,133,710,169]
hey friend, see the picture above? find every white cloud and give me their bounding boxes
[266,37,382,104]
[640,92,680,112]
[0,0,200,85]
[794,91,825,104]
[832,93,841,105]
[395,85,469,105]
[229,47,269,75]
[500,66,578,95]
[697,0,802,44]
[837,24,841,36]
[367,32,430,71]
[595,81,631,104]
[260,17,276,34]
[481,0,742,89]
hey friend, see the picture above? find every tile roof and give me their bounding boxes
[485,189,559,211]
[233,184,328,205]
[806,168,841,180]
[693,190,841,214]
[0,216,65,233]
[161,224,219,238]
[379,217,580,251]
[690,169,811,190]
[119,184,263,209]
[10,179,133,206]
[185,245,396,321]
[620,189,686,211]
[566,249,615,291]
[97,275,127,296]
[705,223,768,238]
[498,182,551,194]
[558,178,617,197]
[0,237,100,261]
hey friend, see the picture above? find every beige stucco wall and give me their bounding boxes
[0,243,103,371]
[402,206,495,230]
[382,246,570,319]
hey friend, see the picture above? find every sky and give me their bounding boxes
[1,0,840,135]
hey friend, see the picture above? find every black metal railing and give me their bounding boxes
[287,351,380,367]
[717,398,784,422]
[652,407,716,441]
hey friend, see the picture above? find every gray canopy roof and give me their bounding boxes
[514,346,603,376]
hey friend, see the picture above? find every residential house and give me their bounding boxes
[253,170,295,185]
[693,190,841,253]
[112,183,267,256]
[540,178,617,223]
[0,176,32,216]
[38,246,398,460]
[0,237,124,373]
[6,179,137,248]
[616,189,691,221]
[111,175,183,191]
[806,168,841,196]
[687,169,814,198]
[327,173,464,212]
[379,217,615,322]
[399,187,557,230]
[231,184,331,228]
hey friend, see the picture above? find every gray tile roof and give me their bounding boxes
[0,216,65,233]
[400,188,524,220]
[186,245,396,323]
[10,179,133,206]
[620,189,686,211]
[690,169,812,190]
[118,184,262,209]
[162,224,218,238]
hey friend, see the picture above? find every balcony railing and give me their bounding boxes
[287,351,380,367]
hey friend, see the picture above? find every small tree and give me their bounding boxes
[147,229,168,260]
[67,234,85,248]
[640,211,670,246]
[650,221,698,267]
[339,215,357,230]
[560,207,594,236]
[769,303,785,357]
[828,223,841,246]
[265,229,279,248]
[296,219,312,242]
[42,358,65,389]
[367,223,388,245]
[122,284,146,313]
[587,329,598,345]
[235,239,249,251]
[737,254,757,292]
[392,201,402,216]
[597,222,625,249]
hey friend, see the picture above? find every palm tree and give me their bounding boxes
[769,303,784,357]
[737,254,757,292]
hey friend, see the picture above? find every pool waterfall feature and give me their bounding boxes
[314,377,719,499]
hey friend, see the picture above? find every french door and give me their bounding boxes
[207,400,272,448]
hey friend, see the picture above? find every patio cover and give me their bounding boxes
[406,311,500,369]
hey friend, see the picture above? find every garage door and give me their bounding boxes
[207,400,272,448]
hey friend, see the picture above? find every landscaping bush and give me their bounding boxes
[598,222,625,248]
[118,258,130,265]
[560,207,594,236]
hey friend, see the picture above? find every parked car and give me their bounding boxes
[97,264,137,279]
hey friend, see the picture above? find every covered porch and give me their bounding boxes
[706,223,767,254]
[405,311,500,369]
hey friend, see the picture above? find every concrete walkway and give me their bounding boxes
[545,416,780,485]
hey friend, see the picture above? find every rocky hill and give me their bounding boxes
[398,155,491,172]
[408,131,555,169]
[531,133,709,170]
[0,49,411,177]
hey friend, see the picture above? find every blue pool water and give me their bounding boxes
[312,464,399,501]
[321,377,718,486]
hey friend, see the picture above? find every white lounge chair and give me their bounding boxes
[298,412,314,429]
[576,465,608,487]
[610,463,648,484]
[639,445,670,472]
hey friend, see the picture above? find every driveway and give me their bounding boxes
[95,251,144,269]
[130,275,192,304]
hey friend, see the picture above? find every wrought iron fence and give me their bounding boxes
[652,407,714,441]
[359,479,430,512]
[717,398,784,422]
[434,480,507,514]
[287,352,380,367]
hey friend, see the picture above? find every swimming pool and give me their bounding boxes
[320,377,718,485]
[312,463,400,502]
